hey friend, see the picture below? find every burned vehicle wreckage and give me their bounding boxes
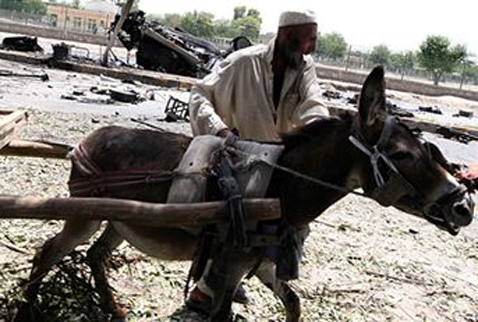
[112,11,252,77]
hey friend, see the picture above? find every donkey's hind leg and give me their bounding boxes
[86,223,126,320]
[26,219,102,300]
[255,261,301,322]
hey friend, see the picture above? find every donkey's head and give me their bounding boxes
[352,66,474,235]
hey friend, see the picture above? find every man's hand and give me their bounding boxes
[456,162,478,181]
[217,129,238,145]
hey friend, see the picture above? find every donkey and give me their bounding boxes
[25,67,474,322]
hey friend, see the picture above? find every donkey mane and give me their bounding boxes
[281,111,355,147]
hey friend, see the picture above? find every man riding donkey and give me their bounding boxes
[185,9,330,314]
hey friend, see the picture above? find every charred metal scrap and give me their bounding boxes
[111,11,252,77]
[0,36,43,52]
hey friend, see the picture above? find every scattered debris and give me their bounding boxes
[112,10,252,77]
[72,90,85,96]
[51,42,93,65]
[131,118,167,131]
[436,126,477,144]
[418,106,443,115]
[453,110,474,118]
[0,36,43,52]
[109,89,141,103]
[0,69,49,81]
[386,101,414,118]
[322,90,342,100]
[52,43,70,61]
[90,86,109,95]
[164,95,189,122]
[346,93,359,105]
[60,94,115,105]
[0,251,115,322]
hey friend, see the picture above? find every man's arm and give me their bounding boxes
[189,59,236,136]
[291,56,330,127]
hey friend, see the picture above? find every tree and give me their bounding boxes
[316,32,347,60]
[149,13,182,27]
[418,35,466,85]
[233,6,246,20]
[180,11,215,38]
[230,15,260,40]
[229,7,262,41]
[369,44,391,67]
[71,0,82,9]
[390,51,415,80]
[0,0,46,14]
[214,19,232,38]
[113,0,140,12]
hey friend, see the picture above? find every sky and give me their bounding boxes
[139,0,478,56]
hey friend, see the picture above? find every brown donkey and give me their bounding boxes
[25,67,474,322]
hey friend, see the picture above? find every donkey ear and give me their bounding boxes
[358,66,387,126]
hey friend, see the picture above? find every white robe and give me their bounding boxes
[189,39,329,141]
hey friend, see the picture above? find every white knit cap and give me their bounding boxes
[278,10,317,27]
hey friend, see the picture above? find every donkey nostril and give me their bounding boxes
[453,203,473,226]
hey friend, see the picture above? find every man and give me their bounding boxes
[187,9,329,313]
[457,162,478,181]
[189,9,329,142]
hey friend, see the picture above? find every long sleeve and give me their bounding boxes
[189,59,234,136]
[291,56,329,127]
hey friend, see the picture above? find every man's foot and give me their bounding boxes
[185,283,250,315]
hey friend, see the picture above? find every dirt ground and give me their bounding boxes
[0,53,477,322]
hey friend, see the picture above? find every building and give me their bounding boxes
[46,0,117,34]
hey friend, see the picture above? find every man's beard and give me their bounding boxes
[282,37,303,69]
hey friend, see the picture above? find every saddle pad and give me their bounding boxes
[167,135,284,204]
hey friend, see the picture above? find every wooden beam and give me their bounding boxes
[0,139,72,159]
[0,196,281,226]
[0,110,27,151]
[102,0,135,66]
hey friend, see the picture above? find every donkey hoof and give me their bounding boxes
[108,303,128,322]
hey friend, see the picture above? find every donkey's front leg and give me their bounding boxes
[207,248,254,322]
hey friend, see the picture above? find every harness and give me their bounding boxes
[68,143,174,195]
[347,116,468,235]
[348,116,419,206]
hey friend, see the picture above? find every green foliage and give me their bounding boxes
[180,11,215,38]
[147,7,262,41]
[390,51,415,79]
[0,0,47,14]
[369,44,392,67]
[71,0,82,9]
[233,6,246,20]
[460,60,478,85]
[418,35,467,85]
[316,32,348,60]
[230,13,261,40]
[114,0,140,12]
[148,13,182,27]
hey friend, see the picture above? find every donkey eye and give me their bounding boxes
[390,151,413,160]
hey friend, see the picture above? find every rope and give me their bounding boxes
[232,148,368,198]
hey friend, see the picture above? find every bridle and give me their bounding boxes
[348,116,421,207]
[348,116,469,234]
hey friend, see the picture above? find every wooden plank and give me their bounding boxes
[0,139,72,159]
[0,110,27,151]
[0,196,281,226]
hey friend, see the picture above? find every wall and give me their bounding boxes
[316,65,478,102]
[46,5,115,34]
[0,21,121,47]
